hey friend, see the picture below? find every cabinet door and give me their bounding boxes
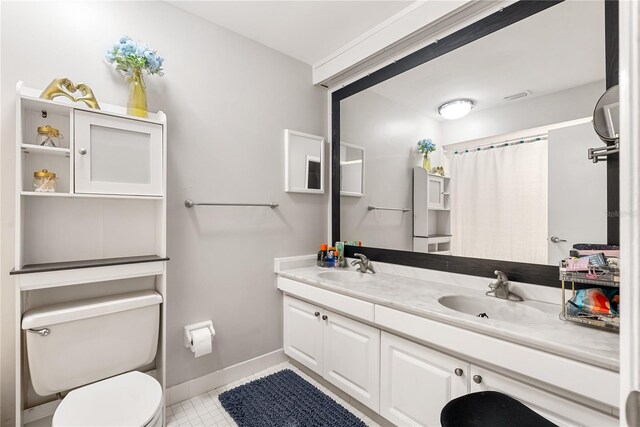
[427,176,444,209]
[469,366,617,427]
[380,332,468,427]
[323,310,380,412]
[283,296,323,374]
[74,111,163,196]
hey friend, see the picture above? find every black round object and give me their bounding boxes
[440,391,558,427]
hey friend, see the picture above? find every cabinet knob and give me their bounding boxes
[322,315,328,320]
[454,368,464,377]
[473,375,483,384]
[314,312,320,317]
[78,148,87,155]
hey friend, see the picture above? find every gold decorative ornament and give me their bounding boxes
[39,77,100,109]
[33,169,57,192]
[36,125,63,147]
[37,125,60,138]
[432,166,445,176]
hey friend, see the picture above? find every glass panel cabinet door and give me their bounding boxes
[74,111,163,196]
[427,176,444,209]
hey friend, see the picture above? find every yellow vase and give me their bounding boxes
[127,69,148,118]
[422,153,431,172]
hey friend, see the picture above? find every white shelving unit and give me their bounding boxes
[12,81,168,426]
[412,167,452,255]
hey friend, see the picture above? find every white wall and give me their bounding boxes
[440,80,605,145]
[0,2,325,425]
[341,90,440,250]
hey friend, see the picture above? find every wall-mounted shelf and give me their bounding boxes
[11,255,169,275]
[428,173,450,179]
[13,81,170,426]
[20,191,71,198]
[20,89,166,125]
[20,191,163,200]
[413,167,452,254]
[21,144,70,157]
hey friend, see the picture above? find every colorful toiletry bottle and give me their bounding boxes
[317,244,328,267]
[335,242,345,268]
[333,251,340,268]
[326,250,335,268]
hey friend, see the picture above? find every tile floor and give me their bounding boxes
[165,362,381,427]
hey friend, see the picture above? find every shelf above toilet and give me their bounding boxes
[12,255,169,290]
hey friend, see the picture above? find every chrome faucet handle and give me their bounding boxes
[351,253,375,273]
[353,253,368,262]
[494,270,509,283]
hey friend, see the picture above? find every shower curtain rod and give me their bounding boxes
[443,133,548,155]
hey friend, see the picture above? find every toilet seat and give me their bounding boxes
[52,371,163,427]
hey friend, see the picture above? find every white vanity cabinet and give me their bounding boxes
[278,275,619,427]
[380,332,467,426]
[74,111,163,196]
[283,295,380,412]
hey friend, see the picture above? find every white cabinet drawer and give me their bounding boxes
[278,277,374,322]
[469,365,618,426]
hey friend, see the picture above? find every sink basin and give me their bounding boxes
[317,271,376,283]
[438,295,544,322]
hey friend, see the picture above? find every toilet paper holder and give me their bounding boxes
[184,321,215,347]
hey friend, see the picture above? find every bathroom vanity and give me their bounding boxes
[276,258,619,426]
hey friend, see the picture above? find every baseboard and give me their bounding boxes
[165,348,286,405]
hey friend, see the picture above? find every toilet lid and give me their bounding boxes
[52,371,162,427]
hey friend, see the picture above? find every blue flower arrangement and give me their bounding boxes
[417,139,436,155]
[105,36,164,77]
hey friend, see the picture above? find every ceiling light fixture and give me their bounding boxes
[438,99,475,120]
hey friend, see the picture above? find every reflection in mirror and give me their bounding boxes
[593,85,619,142]
[340,142,365,197]
[284,129,324,194]
[340,0,609,266]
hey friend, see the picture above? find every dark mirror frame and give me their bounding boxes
[332,0,619,288]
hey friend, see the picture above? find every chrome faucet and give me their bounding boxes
[486,270,523,301]
[351,253,375,274]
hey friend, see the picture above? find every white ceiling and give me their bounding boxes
[167,1,413,65]
[367,0,605,121]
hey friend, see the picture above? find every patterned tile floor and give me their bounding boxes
[166,362,381,427]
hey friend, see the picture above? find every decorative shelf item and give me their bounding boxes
[559,261,620,332]
[105,36,164,118]
[39,77,101,109]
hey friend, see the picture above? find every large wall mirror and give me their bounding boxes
[332,0,619,286]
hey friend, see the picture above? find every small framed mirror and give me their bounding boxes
[284,129,324,194]
[340,142,365,197]
[593,84,619,142]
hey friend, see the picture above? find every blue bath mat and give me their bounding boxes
[219,369,366,427]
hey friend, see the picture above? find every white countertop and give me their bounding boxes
[278,266,619,371]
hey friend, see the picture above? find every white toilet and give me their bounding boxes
[22,290,164,427]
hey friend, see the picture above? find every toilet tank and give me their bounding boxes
[22,290,162,396]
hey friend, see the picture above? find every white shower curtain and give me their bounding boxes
[449,141,548,264]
